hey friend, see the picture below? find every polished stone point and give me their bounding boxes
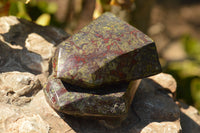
[52,12,162,88]
[43,12,162,121]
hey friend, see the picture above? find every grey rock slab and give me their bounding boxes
[0,16,70,74]
[133,77,180,121]
[180,102,200,133]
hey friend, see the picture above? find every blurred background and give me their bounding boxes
[0,0,200,112]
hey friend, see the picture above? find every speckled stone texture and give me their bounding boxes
[43,12,162,120]
[52,12,161,88]
[44,78,140,118]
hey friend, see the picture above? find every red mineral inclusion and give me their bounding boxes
[51,12,161,88]
[43,12,162,119]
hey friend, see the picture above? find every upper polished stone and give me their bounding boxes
[52,12,161,88]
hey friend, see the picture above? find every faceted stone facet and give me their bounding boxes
[43,78,140,117]
[52,12,161,88]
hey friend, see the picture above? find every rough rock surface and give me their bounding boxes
[0,16,69,74]
[0,71,41,105]
[0,16,69,107]
[0,103,49,133]
[179,102,200,133]
[148,73,177,93]
[0,16,200,133]
[1,73,184,133]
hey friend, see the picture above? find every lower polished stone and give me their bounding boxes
[43,78,141,118]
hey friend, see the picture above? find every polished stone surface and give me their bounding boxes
[52,12,161,88]
[44,13,161,120]
[44,78,140,118]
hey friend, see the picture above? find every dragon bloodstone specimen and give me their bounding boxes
[43,13,162,124]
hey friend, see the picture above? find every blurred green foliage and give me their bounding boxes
[166,35,200,111]
[33,1,57,14]
[9,1,31,20]
[0,0,57,26]
[191,78,200,110]
[183,35,200,61]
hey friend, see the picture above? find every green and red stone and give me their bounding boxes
[52,13,161,88]
[43,12,161,119]
[44,77,140,117]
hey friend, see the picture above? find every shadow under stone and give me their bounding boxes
[52,78,182,133]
